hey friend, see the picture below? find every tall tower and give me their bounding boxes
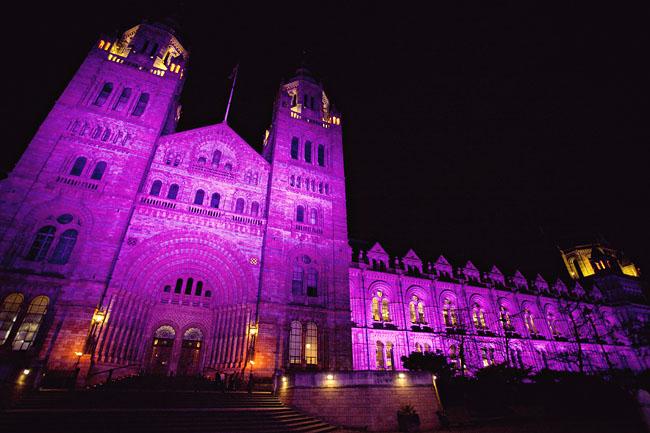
[0,21,187,373]
[257,68,351,374]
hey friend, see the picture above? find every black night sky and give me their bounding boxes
[2,2,649,280]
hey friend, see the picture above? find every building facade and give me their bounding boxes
[0,21,647,385]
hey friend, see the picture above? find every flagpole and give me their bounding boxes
[224,64,239,124]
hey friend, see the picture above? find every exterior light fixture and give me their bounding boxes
[326,374,334,380]
[305,343,311,349]
[23,369,31,375]
[92,310,106,324]
[249,360,255,365]
[75,351,83,357]
[249,323,259,337]
[432,375,438,380]
[282,376,287,382]
[398,373,406,379]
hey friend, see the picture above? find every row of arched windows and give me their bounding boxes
[375,340,395,370]
[295,205,318,225]
[26,215,79,264]
[163,278,212,298]
[290,137,326,167]
[69,157,107,180]
[69,120,129,146]
[289,175,329,195]
[289,321,318,365]
[0,293,49,351]
[93,82,149,117]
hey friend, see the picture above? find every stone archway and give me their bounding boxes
[150,325,176,375]
[177,327,203,376]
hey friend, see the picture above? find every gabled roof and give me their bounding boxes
[534,274,548,287]
[403,248,421,262]
[513,270,526,281]
[434,255,452,269]
[368,242,388,256]
[465,260,479,272]
[490,265,503,276]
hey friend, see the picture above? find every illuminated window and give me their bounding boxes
[131,93,149,117]
[386,342,395,370]
[409,301,417,323]
[292,265,303,295]
[49,229,78,265]
[166,184,179,200]
[12,296,49,351]
[443,299,457,327]
[26,226,56,261]
[317,144,325,167]
[113,87,132,112]
[296,205,305,223]
[0,293,24,346]
[289,321,302,364]
[472,304,487,329]
[489,348,495,365]
[150,180,162,196]
[212,150,222,165]
[250,201,260,217]
[376,341,385,369]
[290,137,299,159]
[305,322,318,365]
[194,190,205,205]
[481,348,489,367]
[304,141,312,163]
[382,298,390,322]
[499,305,512,329]
[309,209,318,225]
[90,161,107,180]
[210,193,220,208]
[70,157,87,176]
[306,269,318,297]
[372,297,380,321]
[93,82,113,107]
[235,198,245,214]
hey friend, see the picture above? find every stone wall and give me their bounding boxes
[278,371,440,432]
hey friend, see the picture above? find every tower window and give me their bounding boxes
[113,88,131,111]
[131,93,150,117]
[212,150,222,165]
[296,205,305,223]
[150,180,162,196]
[210,193,220,208]
[167,184,179,200]
[292,265,304,295]
[175,278,183,294]
[90,161,107,180]
[70,157,87,176]
[49,229,78,265]
[235,198,245,214]
[305,322,318,365]
[309,209,318,225]
[304,141,312,163]
[194,189,205,205]
[289,321,302,364]
[26,226,56,262]
[306,269,318,297]
[185,278,193,295]
[317,144,325,167]
[195,281,203,296]
[251,201,260,217]
[290,137,299,159]
[93,82,113,107]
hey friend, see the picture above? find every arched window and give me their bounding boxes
[70,157,87,176]
[382,298,390,322]
[185,278,194,295]
[12,296,49,351]
[289,321,302,364]
[224,163,232,171]
[524,308,537,334]
[235,198,245,214]
[305,322,318,365]
[376,341,385,369]
[250,202,260,217]
[101,129,111,142]
[292,266,303,295]
[409,296,426,324]
[49,229,78,264]
[150,180,162,196]
[131,92,149,116]
[167,184,179,200]
[418,302,426,324]
[198,156,207,164]
[290,137,299,159]
[309,209,318,225]
[306,269,318,297]
[443,299,457,327]
[472,304,487,329]
[317,144,325,166]
[372,297,380,321]
[0,293,24,346]
[174,278,183,294]
[304,141,312,163]
[409,301,417,324]
[210,193,220,208]
[154,325,175,340]
[212,150,222,165]
[386,342,395,370]
[173,155,181,167]
[481,348,490,367]
[290,175,295,187]
[26,226,56,261]
[113,87,132,111]
[194,190,205,205]
[195,281,203,296]
[90,161,107,180]
[499,305,512,329]
[93,82,113,107]
[205,290,212,298]
[547,312,560,337]
[163,285,171,293]
[296,206,305,223]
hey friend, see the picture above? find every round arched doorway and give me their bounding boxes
[177,327,203,376]
[150,325,176,375]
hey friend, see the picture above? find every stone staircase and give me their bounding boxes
[1,389,338,432]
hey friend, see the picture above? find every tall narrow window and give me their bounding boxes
[167,184,179,200]
[382,298,390,322]
[292,266,303,295]
[304,141,312,163]
[296,206,305,223]
[49,229,78,264]
[306,269,318,297]
[410,301,417,324]
[212,150,222,165]
[317,144,325,167]
[386,342,395,370]
[131,93,149,117]
[195,281,203,296]
[12,296,49,351]
[70,157,87,176]
[305,322,318,365]
[250,202,260,217]
[174,278,183,294]
[90,161,107,180]
[113,87,132,111]
[0,293,24,346]
[101,129,111,141]
[372,297,380,321]
[185,278,194,295]
[481,348,489,367]
[309,209,318,225]
[376,341,385,369]
[210,193,220,208]
[26,226,56,261]
[194,190,205,205]
[150,180,162,196]
[93,82,113,107]
[235,198,245,214]
[289,321,302,364]
[418,302,426,324]
[290,137,299,159]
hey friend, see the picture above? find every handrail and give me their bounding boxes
[87,363,140,378]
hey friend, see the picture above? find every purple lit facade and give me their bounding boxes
[0,22,647,385]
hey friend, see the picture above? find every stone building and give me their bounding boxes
[0,21,646,385]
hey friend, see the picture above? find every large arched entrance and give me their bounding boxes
[150,325,175,375]
[177,327,203,376]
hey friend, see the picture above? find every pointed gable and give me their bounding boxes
[534,274,549,292]
[572,281,586,298]
[488,265,505,284]
[511,270,528,289]
[553,278,567,295]
[367,242,389,269]
[402,248,422,273]
[463,260,480,279]
[434,254,453,275]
